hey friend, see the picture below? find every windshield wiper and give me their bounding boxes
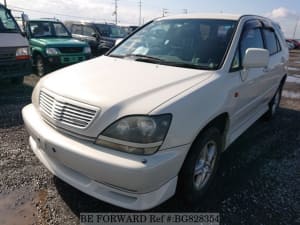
[109,53,212,70]
[124,54,165,63]
[109,54,125,58]
[125,54,211,69]
[163,61,211,70]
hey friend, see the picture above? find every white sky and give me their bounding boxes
[3,0,300,38]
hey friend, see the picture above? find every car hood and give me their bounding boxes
[40,56,213,114]
[38,56,213,135]
[0,33,29,47]
[30,38,87,47]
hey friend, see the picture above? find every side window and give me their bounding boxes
[83,26,96,37]
[263,29,281,55]
[230,26,264,71]
[97,25,110,37]
[240,28,264,62]
[71,24,82,35]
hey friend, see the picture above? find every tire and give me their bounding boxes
[178,127,222,205]
[11,76,24,85]
[263,85,282,120]
[36,55,50,77]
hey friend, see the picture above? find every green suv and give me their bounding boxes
[25,19,91,76]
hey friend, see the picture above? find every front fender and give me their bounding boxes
[31,46,47,58]
[151,73,231,150]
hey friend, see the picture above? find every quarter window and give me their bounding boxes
[231,49,240,71]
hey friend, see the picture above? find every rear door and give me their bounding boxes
[260,25,286,103]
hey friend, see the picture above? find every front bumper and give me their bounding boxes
[22,104,189,210]
[0,59,32,79]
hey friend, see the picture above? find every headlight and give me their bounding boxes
[46,48,59,55]
[95,114,172,155]
[83,46,91,54]
[16,47,30,60]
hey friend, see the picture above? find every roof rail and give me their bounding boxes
[38,17,60,22]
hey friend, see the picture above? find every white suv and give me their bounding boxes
[22,14,288,210]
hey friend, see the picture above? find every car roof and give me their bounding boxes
[157,13,243,21]
[66,21,116,26]
[29,19,61,23]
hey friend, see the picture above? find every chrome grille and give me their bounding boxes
[39,91,97,129]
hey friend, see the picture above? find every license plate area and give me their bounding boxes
[61,56,85,64]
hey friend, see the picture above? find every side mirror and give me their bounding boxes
[92,33,98,39]
[21,13,29,33]
[243,48,269,69]
[21,13,29,22]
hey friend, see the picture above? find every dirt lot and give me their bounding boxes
[0,51,300,225]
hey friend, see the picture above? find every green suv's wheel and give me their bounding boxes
[11,76,24,85]
[178,127,222,205]
[36,55,50,77]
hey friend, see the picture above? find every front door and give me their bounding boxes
[229,20,269,136]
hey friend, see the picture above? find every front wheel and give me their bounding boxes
[177,127,222,205]
[36,55,50,77]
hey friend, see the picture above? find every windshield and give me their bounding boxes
[29,21,71,38]
[0,6,19,33]
[96,24,127,38]
[109,19,237,70]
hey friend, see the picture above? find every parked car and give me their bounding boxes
[121,25,139,35]
[65,21,127,56]
[22,14,288,210]
[287,39,300,49]
[0,4,31,84]
[24,19,91,76]
[286,39,295,50]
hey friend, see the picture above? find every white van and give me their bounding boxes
[0,3,31,84]
[22,14,288,210]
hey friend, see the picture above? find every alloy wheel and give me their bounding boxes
[193,140,217,190]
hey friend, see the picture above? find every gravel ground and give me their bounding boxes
[0,51,300,225]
